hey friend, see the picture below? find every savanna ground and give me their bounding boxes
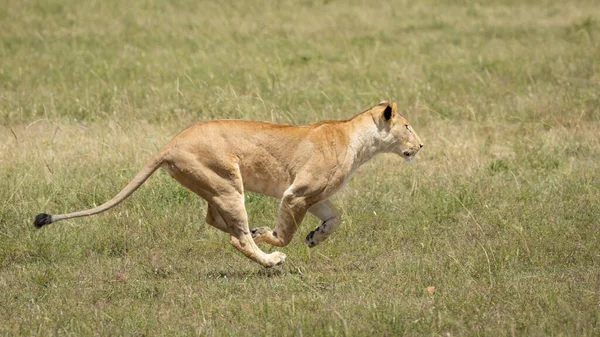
[1,0,599,335]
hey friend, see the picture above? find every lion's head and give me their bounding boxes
[371,101,423,161]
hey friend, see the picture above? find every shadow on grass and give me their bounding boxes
[204,266,301,279]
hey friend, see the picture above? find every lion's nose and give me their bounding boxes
[419,143,424,148]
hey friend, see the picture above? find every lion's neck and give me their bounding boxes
[346,114,386,169]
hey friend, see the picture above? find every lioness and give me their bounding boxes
[35,101,423,267]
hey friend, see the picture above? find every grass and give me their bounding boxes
[1,0,599,335]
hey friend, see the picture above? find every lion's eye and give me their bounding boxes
[405,124,410,131]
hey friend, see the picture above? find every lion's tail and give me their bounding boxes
[34,151,166,228]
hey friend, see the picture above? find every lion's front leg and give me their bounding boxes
[251,187,310,247]
[305,200,341,248]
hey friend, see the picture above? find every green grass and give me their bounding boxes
[1,0,600,335]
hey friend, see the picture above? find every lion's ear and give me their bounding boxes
[383,105,392,121]
[371,101,393,128]
[378,100,393,121]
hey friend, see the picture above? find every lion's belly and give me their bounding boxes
[242,178,285,198]
[240,170,288,198]
[238,157,291,198]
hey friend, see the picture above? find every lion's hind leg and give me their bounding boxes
[213,195,286,267]
[168,155,285,267]
[205,204,229,233]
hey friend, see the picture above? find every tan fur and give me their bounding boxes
[35,101,423,267]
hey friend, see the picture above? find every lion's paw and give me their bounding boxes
[305,230,319,248]
[250,226,270,243]
[250,226,269,238]
[264,251,286,267]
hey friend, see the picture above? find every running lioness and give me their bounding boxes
[35,101,423,267]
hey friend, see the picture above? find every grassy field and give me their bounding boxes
[1,0,599,335]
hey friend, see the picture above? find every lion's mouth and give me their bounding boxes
[402,150,418,162]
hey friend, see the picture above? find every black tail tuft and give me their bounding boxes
[34,213,53,228]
